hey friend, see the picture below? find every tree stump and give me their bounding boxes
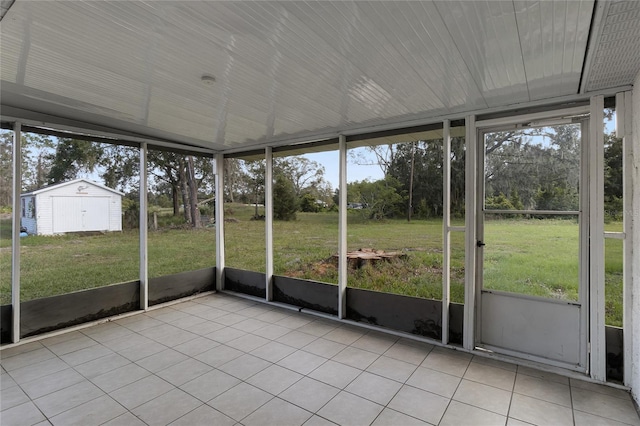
[333,248,406,269]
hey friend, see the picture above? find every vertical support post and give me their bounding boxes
[139,143,148,310]
[11,122,22,343]
[265,147,274,301]
[338,134,347,319]
[442,119,451,345]
[215,153,225,291]
[463,115,477,351]
[589,95,606,381]
[619,91,634,386]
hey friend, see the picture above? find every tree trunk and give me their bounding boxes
[407,141,415,222]
[171,183,180,216]
[179,158,190,223]
[187,156,201,228]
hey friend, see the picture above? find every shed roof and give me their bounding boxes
[1,1,639,153]
[21,178,125,197]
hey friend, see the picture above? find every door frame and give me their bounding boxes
[472,105,591,372]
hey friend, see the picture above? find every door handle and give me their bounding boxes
[477,240,486,248]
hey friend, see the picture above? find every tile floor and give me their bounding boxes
[1,293,639,426]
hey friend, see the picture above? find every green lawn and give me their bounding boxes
[0,208,625,326]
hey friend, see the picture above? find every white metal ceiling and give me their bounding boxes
[0,0,634,153]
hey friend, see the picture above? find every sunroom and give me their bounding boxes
[1,1,639,425]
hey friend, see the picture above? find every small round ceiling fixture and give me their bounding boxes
[201,74,216,85]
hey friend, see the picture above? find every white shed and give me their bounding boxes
[21,178,123,235]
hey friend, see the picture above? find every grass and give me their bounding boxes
[0,206,625,326]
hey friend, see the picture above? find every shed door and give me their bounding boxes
[52,197,110,232]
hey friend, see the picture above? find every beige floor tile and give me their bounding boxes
[231,318,270,333]
[323,327,365,345]
[297,320,338,337]
[19,368,85,400]
[351,333,397,354]
[102,411,148,426]
[383,342,431,365]
[173,336,220,357]
[208,382,273,421]
[7,357,69,384]
[440,400,507,426]
[367,355,418,382]
[370,408,429,426]
[1,346,56,371]
[213,313,248,326]
[0,341,45,359]
[275,315,314,330]
[345,371,403,405]
[242,397,313,426]
[1,385,30,411]
[188,319,226,335]
[195,344,243,367]
[303,415,339,426]
[571,387,640,425]
[75,352,131,380]
[226,334,270,352]
[332,346,379,369]
[421,348,471,377]
[505,418,533,426]
[513,373,571,407]
[110,375,175,410]
[60,344,112,367]
[132,388,202,425]
[279,377,340,412]
[218,353,271,380]
[116,339,166,362]
[303,338,347,358]
[277,350,327,375]
[406,366,461,398]
[509,393,573,425]
[251,341,297,363]
[46,335,97,356]
[136,348,189,373]
[453,379,512,416]
[156,358,212,387]
[169,404,235,426]
[516,365,569,385]
[247,364,303,394]
[472,355,518,372]
[253,324,292,340]
[92,362,151,392]
[464,361,516,391]
[570,378,634,400]
[49,394,126,426]
[180,369,240,402]
[318,391,383,426]
[308,360,361,389]
[34,380,104,418]
[205,326,247,343]
[387,385,449,425]
[0,401,47,426]
[276,330,318,348]
[574,410,635,426]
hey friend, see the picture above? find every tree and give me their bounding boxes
[273,173,298,220]
[46,138,103,184]
[604,133,623,220]
[349,177,405,220]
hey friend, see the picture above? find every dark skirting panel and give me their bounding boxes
[0,305,12,344]
[20,280,140,338]
[149,267,216,306]
[346,288,442,340]
[273,275,338,315]
[605,325,623,382]
[224,268,266,298]
[449,302,464,345]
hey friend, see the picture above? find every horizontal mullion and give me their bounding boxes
[484,209,579,216]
